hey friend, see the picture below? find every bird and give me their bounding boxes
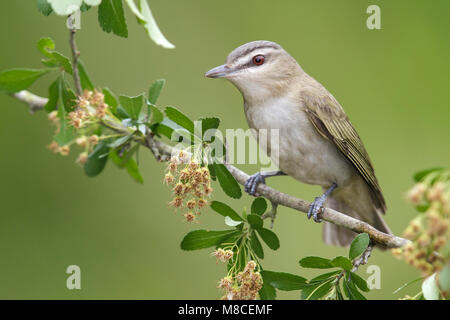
[205,40,392,247]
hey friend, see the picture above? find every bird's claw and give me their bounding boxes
[307,196,325,223]
[245,172,266,196]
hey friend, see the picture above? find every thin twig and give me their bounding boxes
[9,90,411,249]
[69,17,82,96]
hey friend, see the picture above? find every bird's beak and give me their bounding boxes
[205,64,233,78]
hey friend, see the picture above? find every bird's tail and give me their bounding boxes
[322,195,392,248]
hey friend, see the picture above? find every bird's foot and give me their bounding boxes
[262,201,278,229]
[245,172,266,196]
[307,183,338,223]
[307,195,326,223]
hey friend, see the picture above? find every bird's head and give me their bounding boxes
[205,40,303,103]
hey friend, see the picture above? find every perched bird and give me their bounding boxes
[205,40,391,247]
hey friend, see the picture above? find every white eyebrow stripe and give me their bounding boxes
[230,48,279,68]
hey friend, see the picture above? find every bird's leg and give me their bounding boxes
[244,170,286,196]
[308,183,337,223]
[261,200,278,229]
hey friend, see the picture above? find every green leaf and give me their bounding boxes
[310,270,341,283]
[414,168,444,182]
[210,201,243,221]
[349,272,369,292]
[304,279,334,300]
[148,79,165,104]
[38,38,73,74]
[136,0,175,49]
[37,38,55,57]
[251,197,267,216]
[250,231,264,259]
[108,135,133,149]
[54,78,75,145]
[0,68,51,92]
[78,60,94,91]
[103,87,118,112]
[84,140,111,177]
[439,265,450,292]
[149,105,164,124]
[422,273,440,300]
[261,271,307,291]
[256,228,280,250]
[393,277,424,294]
[109,148,143,183]
[165,106,194,133]
[98,0,128,38]
[119,95,144,120]
[349,233,370,260]
[212,163,242,199]
[247,214,263,229]
[299,256,333,269]
[37,0,53,16]
[224,216,243,227]
[259,282,276,300]
[330,256,353,271]
[344,274,366,300]
[201,117,220,138]
[180,229,241,251]
[44,77,60,113]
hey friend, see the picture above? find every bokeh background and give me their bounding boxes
[0,0,449,299]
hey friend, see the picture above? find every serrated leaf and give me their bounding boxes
[299,256,333,269]
[84,140,111,177]
[251,197,267,216]
[349,233,370,260]
[261,271,307,291]
[37,0,53,16]
[349,271,369,292]
[331,256,353,271]
[210,201,243,221]
[165,106,194,133]
[137,0,175,49]
[148,79,165,104]
[98,0,128,37]
[180,229,242,251]
[256,228,280,250]
[250,231,264,259]
[259,281,276,300]
[119,94,144,120]
[0,68,51,92]
[247,214,263,229]
[422,273,440,300]
[212,163,242,199]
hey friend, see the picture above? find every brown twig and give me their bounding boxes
[9,90,410,249]
[69,17,82,96]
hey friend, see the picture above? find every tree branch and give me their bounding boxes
[9,90,410,249]
[69,21,82,96]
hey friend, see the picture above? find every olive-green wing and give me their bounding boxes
[302,92,387,213]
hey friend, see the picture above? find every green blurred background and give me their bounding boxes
[0,0,449,299]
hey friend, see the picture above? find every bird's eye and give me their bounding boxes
[252,55,265,66]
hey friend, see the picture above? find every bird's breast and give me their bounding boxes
[244,97,354,187]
